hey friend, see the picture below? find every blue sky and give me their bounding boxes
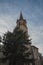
[0,0,43,55]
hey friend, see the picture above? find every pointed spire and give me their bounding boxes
[19,11,23,20]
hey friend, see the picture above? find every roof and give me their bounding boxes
[19,11,23,20]
[31,45,38,49]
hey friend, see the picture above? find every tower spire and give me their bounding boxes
[20,11,23,20]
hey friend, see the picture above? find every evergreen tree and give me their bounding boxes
[1,27,31,65]
[0,36,2,42]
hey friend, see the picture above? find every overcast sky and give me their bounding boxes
[0,0,43,55]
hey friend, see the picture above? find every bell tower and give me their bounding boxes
[16,12,28,32]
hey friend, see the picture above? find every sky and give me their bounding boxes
[0,0,43,55]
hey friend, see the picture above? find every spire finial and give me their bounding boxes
[20,11,23,19]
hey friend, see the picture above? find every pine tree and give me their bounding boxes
[1,26,31,65]
[0,36,2,42]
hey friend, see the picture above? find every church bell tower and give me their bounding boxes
[16,12,28,32]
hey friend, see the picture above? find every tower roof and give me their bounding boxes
[19,12,23,20]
